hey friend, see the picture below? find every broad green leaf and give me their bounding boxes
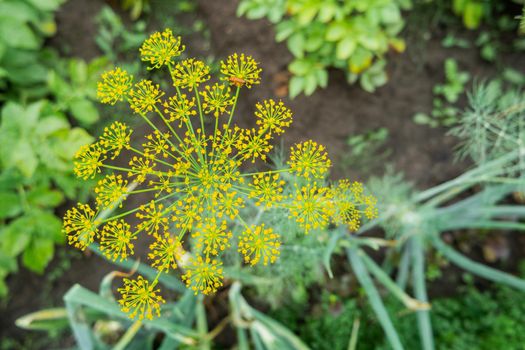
[69,59,88,85]
[326,22,347,41]
[0,17,40,49]
[23,237,54,273]
[37,115,70,137]
[288,59,311,76]
[463,2,483,29]
[0,2,39,23]
[288,76,305,99]
[27,188,64,208]
[52,127,93,160]
[69,98,99,125]
[26,0,65,11]
[0,191,22,219]
[287,32,305,58]
[1,217,32,257]
[11,140,38,178]
[336,37,357,60]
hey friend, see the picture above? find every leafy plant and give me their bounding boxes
[0,0,102,297]
[238,0,412,97]
[0,0,65,100]
[0,101,93,296]
[414,58,470,127]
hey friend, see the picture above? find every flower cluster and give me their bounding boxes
[63,30,378,320]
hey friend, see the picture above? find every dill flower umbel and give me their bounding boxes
[64,30,378,320]
[182,256,224,295]
[118,276,165,320]
[100,219,136,261]
[63,203,100,250]
[139,28,184,69]
[238,224,281,266]
[97,67,133,105]
[221,53,262,88]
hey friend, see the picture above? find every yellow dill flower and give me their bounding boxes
[118,276,165,320]
[143,130,175,158]
[136,201,170,237]
[171,58,210,90]
[95,174,128,209]
[213,190,245,219]
[97,67,133,105]
[129,80,165,114]
[149,173,174,197]
[288,183,332,233]
[63,203,99,250]
[99,121,132,159]
[288,140,331,179]
[364,195,378,220]
[248,173,285,207]
[163,94,197,126]
[333,200,361,231]
[148,233,183,272]
[220,53,261,88]
[238,224,280,266]
[128,156,156,183]
[200,83,234,117]
[255,99,292,135]
[214,125,242,155]
[74,143,106,180]
[182,256,224,295]
[237,128,273,162]
[173,196,203,231]
[100,219,136,261]
[140,28,185,69]
[193,218,232,255]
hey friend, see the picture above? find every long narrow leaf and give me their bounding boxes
[411,238,434,350]
[347,248,404,350]
[432,236,525,291]
[359,249,429,311]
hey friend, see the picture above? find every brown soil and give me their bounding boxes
[2,0,524,347]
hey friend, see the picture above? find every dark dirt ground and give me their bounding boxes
[2,0,525,347]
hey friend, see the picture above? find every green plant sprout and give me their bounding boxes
[414,58,470,127]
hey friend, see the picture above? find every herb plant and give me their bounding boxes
[62,29,378,324]
[237,0,411,96]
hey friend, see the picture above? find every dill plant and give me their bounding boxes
[62,28,378,322]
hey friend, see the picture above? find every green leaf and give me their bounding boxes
[288,76,305,99]
[0,191,22,219]
[26,0,64,11]
[22,237,54,273]
[34,210,64,243]
[15,140,39,178]
[463,2,483,29]
[69,98,99,125]
[27,188,64,208]
[288,59,311,76]
[287,33,305,58]
[0,17,40,49]
[326,22,347,41]
[336,37,357,60]
[1,217,32,257]
[69,59,88,85]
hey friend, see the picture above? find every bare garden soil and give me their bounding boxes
[2,0,525,347]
